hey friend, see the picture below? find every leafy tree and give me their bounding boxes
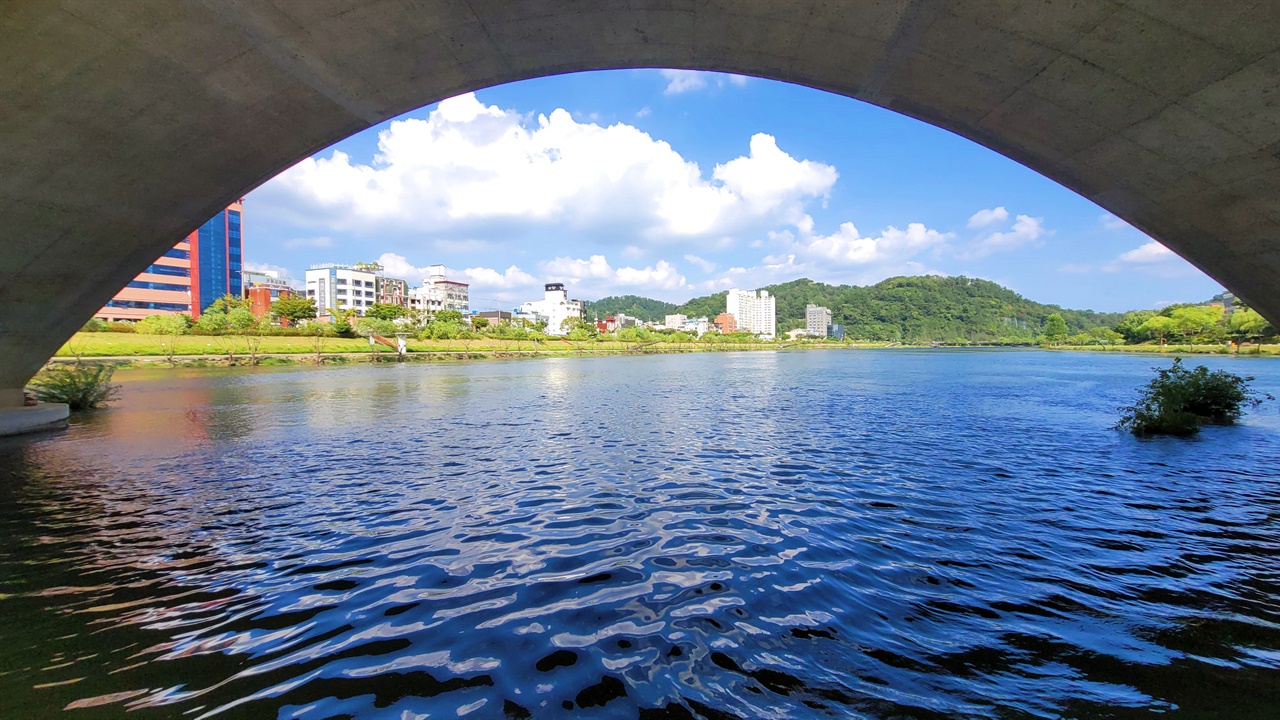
[354,317,398,336]
[227,307,258,331]
[1229,308,1275,352]
[366,302,408,321]
[1116,358,1272,436]
[434,309,464,324]
[207,293,250,315]
[274,296,318,324]
[1167,305,1222,343]
[1139,315,1177,347]
[1041,314,1069,344]
[472,317,490,330]
[1089,326,1124,345]
[194,310,229,334]
[1115,310,1157,343]
[138,314,189,336]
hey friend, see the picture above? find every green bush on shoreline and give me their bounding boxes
[28,364,120,411]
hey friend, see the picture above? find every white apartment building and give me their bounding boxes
[664,313,687,329]
[726,288,777,339]
[805,304,832,337]
[305,262,382,317]
[517,283,584,335]
[408,264,470,314]
[681,317,711,336]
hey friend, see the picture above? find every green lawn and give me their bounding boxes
[55,332,764,357]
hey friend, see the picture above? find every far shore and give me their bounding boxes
[46,332,1278,372]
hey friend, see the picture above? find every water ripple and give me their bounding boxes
[0,351,1278,718]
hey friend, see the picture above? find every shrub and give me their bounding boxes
[81,318,108,332]
[1116,358,1273,436]
[137,313,189,335]
[28,364,120,411]
[105,321,136,333]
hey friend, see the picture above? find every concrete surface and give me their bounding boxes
[0,403,69,438]
[2,1,1279,403]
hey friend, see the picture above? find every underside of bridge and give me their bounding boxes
[1,0,1278,405]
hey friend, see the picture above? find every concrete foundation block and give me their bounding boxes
[0,402,70,438]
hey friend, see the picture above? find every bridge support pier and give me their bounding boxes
[0,389,69,438]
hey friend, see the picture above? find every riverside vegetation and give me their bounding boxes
[1115,358,1273,436]
[62,276,1278,368]
[590,276,1278,351]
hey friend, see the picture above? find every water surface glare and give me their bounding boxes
[1,350,1278,719]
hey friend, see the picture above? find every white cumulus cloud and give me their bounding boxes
[683,254,718,273]
[1114,241,1174,264]
[967,206,1009,228]
[538,254,687,296]
[462,265,539,289]
[257,93,836,248]
[966,214,1047,257]
[777,221,952,266]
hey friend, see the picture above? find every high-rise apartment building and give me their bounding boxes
[725,288,776,339]
[96,201,243,321]
[805,304,832,337]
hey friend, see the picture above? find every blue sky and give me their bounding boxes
[246,69,1222,313]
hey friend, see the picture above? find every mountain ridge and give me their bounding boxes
[584,275,1128,343]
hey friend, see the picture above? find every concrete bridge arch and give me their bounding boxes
[2,0,1279,405]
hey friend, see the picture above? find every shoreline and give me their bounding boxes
[47,342,867,371]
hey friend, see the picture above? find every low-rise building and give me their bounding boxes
[713,312,737,334]
[518,283,584,335]
[680,317,711,336]
[472,310,515,325]
[408,265,470,314]
[305,261,383,318]
[805,304,832,337]
[664,313,687,329]
[248,285,297,324]
[377,276,409,307]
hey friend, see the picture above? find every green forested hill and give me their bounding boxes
[669,276,1126,342]
[582,295,678,322]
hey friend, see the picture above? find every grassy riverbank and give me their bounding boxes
[1052,343,1279,356]
[52,332,862,368]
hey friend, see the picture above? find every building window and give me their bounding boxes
[146,264,190,277]
[126,280,190,293]
[336,279,347,285]
[163,248,190,260]
[105,300,190,311]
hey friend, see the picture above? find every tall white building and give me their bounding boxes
[305,262,383,317]
[726,288,776,339]
[805,304,832,337]
[517,283,584,335]
[408,264,470,314]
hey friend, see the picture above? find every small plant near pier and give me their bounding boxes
[28,363,120,411]
[1115,358,1272,436]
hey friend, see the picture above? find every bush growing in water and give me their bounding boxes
[27,364,120,411]
[1116,358,1272,436]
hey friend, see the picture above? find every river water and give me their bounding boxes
[1,350,1277,719]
